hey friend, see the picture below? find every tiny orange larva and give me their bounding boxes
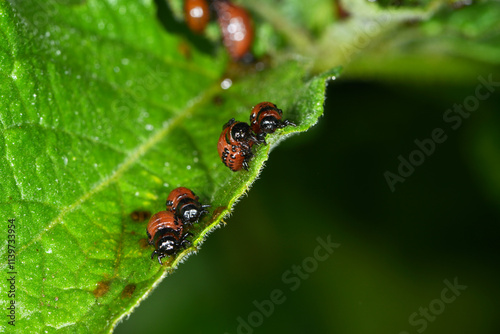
[218,118,262,171]
[166,187,210,224]
[146,211,192,264]
[184,0,211,34]
[213,0,254,61]
[250,102,296,143]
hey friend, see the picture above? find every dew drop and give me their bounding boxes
[221,78,232,90]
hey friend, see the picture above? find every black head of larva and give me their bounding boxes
[231,121,256,142]
[178,197,210,224]
[158,235,180,256]
[259,116,282,133]
[151,231,193,264]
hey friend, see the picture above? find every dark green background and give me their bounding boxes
[115,70,500,333]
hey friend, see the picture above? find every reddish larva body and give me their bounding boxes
[250,102,296,143]
[184,0,210,33]
[166,187,197,212]
[166,187,210,224]
[146,211,182,244]
[213,0,254,61]
[146,211,191,264]
[217,118,260,171]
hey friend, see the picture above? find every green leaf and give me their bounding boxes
[0,1,337,333]
[328,1,500,80]
[249,0,500,80]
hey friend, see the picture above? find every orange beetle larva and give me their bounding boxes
[184,0,211,34]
